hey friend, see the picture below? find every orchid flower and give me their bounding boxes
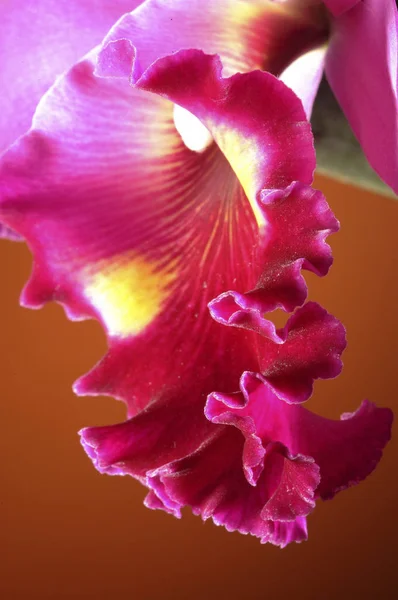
[0,2,393,546]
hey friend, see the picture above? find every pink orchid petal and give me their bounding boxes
[323,0,361,17]
[98,0,398,194]
[144,430,317,547]
[279,45,326,118]
[98,0,328,79]
[206,372,393,501]
[80,393,215,478]
[80,365,391,544]
[205,388,322,502]
[209,301,346,403]
[146,476,308,547]
[96,0,328,123]
[80,300,347,482]
[0,0,141,154]
[0,55,257,411]
[298,400,394,500]
[325,0,398,192]
[210,182,339,316]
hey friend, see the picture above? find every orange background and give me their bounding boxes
[0,175,397,600]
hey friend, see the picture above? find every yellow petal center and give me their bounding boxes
[83,255,177,337]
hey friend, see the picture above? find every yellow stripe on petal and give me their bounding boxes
[83,255,177,337]
[231,0,301,26]
[211,125,266,228]
[222,0,320,75]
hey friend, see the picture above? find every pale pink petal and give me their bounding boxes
[279,45,327,118]
[0,0,141,154]
[325,0,398,192]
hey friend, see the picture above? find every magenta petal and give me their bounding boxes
[323,0,361,17]
[97,0,328,120]
[325,0,398,192]
[206,373,393,502]
[265,517,308,547]
[80,395,214,478]
[298,400,394,500]
[209,301,346,403]
[79,337,391,543]
[144,430,314,547]
[0,0,141,153]
[147,453,308,547]
[206,388,321,515]
[81,362,391,544]
[210,182,339,316]
[260,444,319,522]
[258,303,346,400]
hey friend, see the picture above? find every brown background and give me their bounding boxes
[0,175,397,600]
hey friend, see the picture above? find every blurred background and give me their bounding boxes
[0,175,397,600]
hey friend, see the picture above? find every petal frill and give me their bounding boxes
[325,0,398,193]
[80,301,346,483]
[209,182,339,315]
[0,50,326,416]
[81,365,391,544]
[80,393,217,478]
[206,372,393,501]
[144,430,318,547]
[0,0,141,154]
[208,301,346,403]
[98,0,329,78]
